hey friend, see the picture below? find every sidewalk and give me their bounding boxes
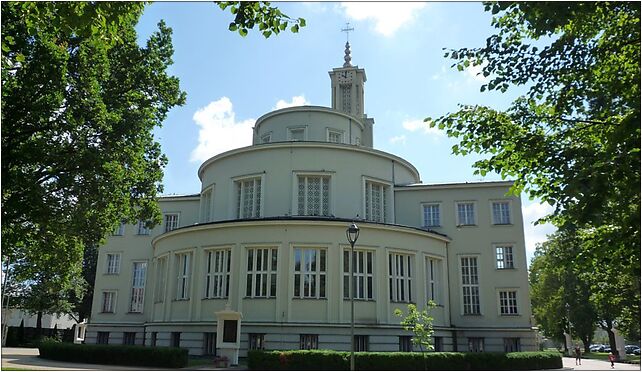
[562,356,641,371]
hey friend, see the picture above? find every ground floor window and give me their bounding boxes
[151,332,157,347]
[171,332,181,347]
[123,332,135,345]
[434,336,443,352]
[97,331,109,345]
[468,337,484,352]
[203,332,216,355]
[399,336,412,352]
[354,335,369,352]
[249,333,265,350]
[503,337,521,352]
[300,334,318,350]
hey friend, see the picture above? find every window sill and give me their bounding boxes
[496,267,516,271]
[342,298,375,302]
[492,223,513,227]
[291,297,327,301]
[456,224,477,228]
[99,311,115,314]
[390,300,416,304]
[462,313,483,316]
[104,273,120,275]
[203,297,229,300]
[173,298,190,302]
[243,296,276,300]
[127,312,143,314]
[500,314,521,317]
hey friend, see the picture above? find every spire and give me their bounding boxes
[343,42,352,67]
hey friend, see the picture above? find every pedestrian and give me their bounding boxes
[575,344,582,365]
[608,352,616,368]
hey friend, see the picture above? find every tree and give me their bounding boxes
[430,2,640,337]
[394,301,436,369]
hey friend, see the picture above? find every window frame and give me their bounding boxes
[460,255,481,315]
[293,246,327,299]
[468,337,484,352]
[354,335,369,352]
[494,244,515,270]
[491,200,512,225]
[164,213,180,232]
[136,220,151,235]
[123,332,136,345]
[200,185,214,223]
[175,251,192,300]
[154,254,168,303]
[299,334,318,350]
[363,177,392,223]
[101,290,117,313]
[498,289,519,316]
[260,132,272,144]
[245,246,278,298]
[293,172,333,217]
[203,332,217,355]
[455,201,477,226]
[287,126,307,141]
[97,331,110,345]
[112,222,125,236]
[425,255,442,305]
[204,248,231,299]
[129,261,147,313]
[249,333,266,350]
[342,248,375,301]
[326,128,344,143]
[105,253,121,275]
[421,202,441,228]
[388,251,414,303]
[233,174,264,219]
[399,335,412,352]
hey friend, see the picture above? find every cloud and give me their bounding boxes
[389,135,406,145]
[521,201,557,265]
[465,61,490,83]
[190,97,255,163]
[402,119,444,137]
[339,2,427,37]
[273,95,310,110]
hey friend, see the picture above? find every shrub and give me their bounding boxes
[38,340,188,368]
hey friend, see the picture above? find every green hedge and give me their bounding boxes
[38,341,188,368]
[248,350,562,370]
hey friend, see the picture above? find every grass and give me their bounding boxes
[583,352,641,363]
[187,357,215,368]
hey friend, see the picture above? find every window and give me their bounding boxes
[203,332,216,355]
[355,137,361,145]
[343,250,374,300]
[399,336,412,352]
[151,332,157,347]
[106,253,121,274]
[354,335,369,352]
[136,220,151,235]
[389,253,413,303]
[434,336,443,352]
[130,262,147,313]
[112,222,125,236]
[327,129,343,143]
[288,127,305,141]
[297,175,330,216]
[101,291,116,313]
[461,257,481,315]
[246,247,278,298]
[236,177,262,219]
[495,245,514,269]
[171,332,181,347]
[426,257,441,304]
[155,256,167,302]
[97,332,109,345]
[456,202,476,226]
[164,213,179,232]
[176,253,191,300]
[364,180,389,223]
[423,203,440,227]
[249,333,265,350]
[205,249,231,299]
[468,337,484,352]
[294,248,326,299]
[299,334,318,350]
[492,201,511,225]
[261,133,271,143]
[123,332,136,345]
[200,188,213,223]
[499,290,519,315]
[503,338,521,352]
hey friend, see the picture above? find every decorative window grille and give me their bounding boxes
[365,181,388,223]
[101,291,115,313]
[456,202,476,226]
[503,338,521,352]
[492,201,511,224]
[236,178,261,219]
[200,188,213,223]
[129,262,147,313]
[297,175,330,216]
[341,84,352,113]
[155,256,167,302]
[399,336,412,352]
[389,253,413,303]
[468,337,484,352]
[496,245,515,269]
[106,253,121,274]
[343,250,374,300]
[164,213,179,232]
[137,220,151,235]
[203,333,216,355]
[499,290,519,315]
[294,248,327,299]
[461,256,481,315]
[299,334,318,350]
[249,333,265,350]
[426,257,441,304]
[288,128,305,141]
[423,204,440,227]
[123,332,136,345]
[176,253,191,300]
[205,249,231,298]
[328,130,342,143]
[246,248,278,298]
[354,335,369,351]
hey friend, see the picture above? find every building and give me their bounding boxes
[87,43,536,355]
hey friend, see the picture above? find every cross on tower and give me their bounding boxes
[341,22,354,42]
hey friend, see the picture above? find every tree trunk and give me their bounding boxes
[36,311,42,337]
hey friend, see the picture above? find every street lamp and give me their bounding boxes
[346,222,359,371]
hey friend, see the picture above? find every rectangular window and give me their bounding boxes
[123,332,136,345]
[503,337,521,352]
[343,250,374,300]
[399,336,412,352]
[365,181,388,223]
[171,332,181,347]
[164,213,179,232]
[249,333,265,350]
[426,257,441,304]
[246,247,278,298]
[492,201,511,225]
[203,332,216,355]
[101,291,116,313]
[495,245,514,269]
[106,253,121,274]
[354,335,369,352]
[112,222,125,236]
[299,334,318,350]
[327,129,343,143]
[97,332,109,345]
[288,128,305,141]
[468,337,484,352]
[261,133,271,143]
[499,290,519,315]
[297,175,331,216]
[176,253,191,300]
[155,256,167,303]
[389,253,413,303]
[456,202,476,226]
[205,249,231,299]
[129,262,147,313]
[200,188,213,223]
[151,332,157,347]
[461,256,481,315]
[137,220,151,235]
[423,203,440,227]
[434,336,443,352]
[236,177,262,219]
[294,248,326,299]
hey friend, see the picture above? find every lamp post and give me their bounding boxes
[346,222,359,371]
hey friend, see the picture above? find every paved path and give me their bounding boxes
[562,356,641,371]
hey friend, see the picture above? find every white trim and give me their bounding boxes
[163,212,180,232]
[458,254,482,316]
[493,243,516,270]
[496,288,520,316]
[421,202,442,228]
[490,199,513,225]
[326,128,345,143]
[129,261,148,313]
[105,252,122,275]
[232,174,265,219]
[199,185,215,223]
[292,171,334,217]
[101,290,117,313]
[455,201,477,227]
[362,176,393,223]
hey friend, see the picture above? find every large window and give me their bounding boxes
[461,256,480,315]
[364,180,389,223]
[137,220,151,235]
[343,250,374,300]
[297,175,330,216]
[456,202,476,226]
[499,290,519,315]
[389,253,413,303]
[205,249,231,299]
[106,253,121,274]
[495,245,515,269]
[492,201,511,225]
[246,248,277,298]
[423,203,440,227]
[503,338,521,352]
[236,177,262,219]
[300,334,318,350]
[155,256,167,303]
[354,335,369,352]
[129,262,147,313]
[468,337,484,352]
[164,213,179,232]
[176,253,191,300]
[294,248,327,299]
[101,291,116,313]
[203,333,216,355]
[249,333,265,350]
[426,257,441,304]
[200,187,213,223]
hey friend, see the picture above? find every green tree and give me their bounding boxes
[430,2,640,337]
[394,301,436,369]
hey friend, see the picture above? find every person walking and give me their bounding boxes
[575,345,582,365]
[608,352,616,368]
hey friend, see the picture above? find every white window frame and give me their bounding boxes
[129,261,147,313]
[105,253,121,275]
[176,252,192,300]
[234,175,263,219]
[460,256,481,315]
[426,256,442,304]
[200,186,214,223]
[389,252,413,303]
[455,201,477,226]
[491,200,512,225]
[113,222,125,236]
[343,248,374,300]
[246,247,278,298]
[422,203,441,228]
[287,126,307,141]
[154,255,168,303]
[293,172,333,217]
[136,220,151,235]
[204,248,231,299]
[498,289,519,316]
[495,244,515,269]
[326,128,344,143]
[363,177,391,223]
[293,246,327,299]
[261,132,272,144]
[101,291,116,313]
[164,213,180,232]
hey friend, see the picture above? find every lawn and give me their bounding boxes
[583,352,640,364]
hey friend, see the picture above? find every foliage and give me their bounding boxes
[217,2,306,38]
[394,301,436,352]
[38,341,189,368]
[430,1,640,336]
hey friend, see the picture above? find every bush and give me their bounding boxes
[248,350,563,370]
[38,340,188,368]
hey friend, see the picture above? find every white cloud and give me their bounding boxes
[190,97,255,163]
[402,119,444,137]
[521,201,557,265]
[339,2,427,37]
[273,95,310,110]
[465,61,490,83]
[389,135,406,145]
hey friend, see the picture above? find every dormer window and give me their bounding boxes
[261,133,271,143]
[327,129,343,143]
[288,127,306,141]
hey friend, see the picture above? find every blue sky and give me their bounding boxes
[135,2,556,264]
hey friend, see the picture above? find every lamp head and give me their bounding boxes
[346,222,360,245]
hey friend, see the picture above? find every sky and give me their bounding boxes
[135,2,556,266]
